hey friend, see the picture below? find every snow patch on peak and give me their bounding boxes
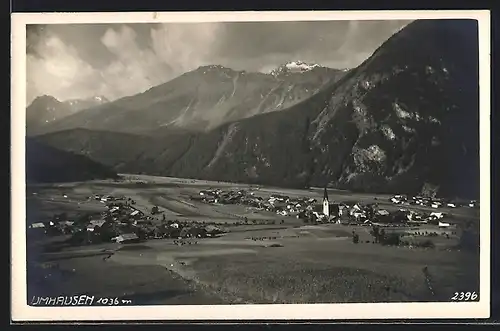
[271,60,323,76]
[284,61,320,72]
[92,95,110,104]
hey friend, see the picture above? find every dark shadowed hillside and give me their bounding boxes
[33,63,345,135]
[34,128,195,175]
[26,138,118,183]
[35,19,480,199]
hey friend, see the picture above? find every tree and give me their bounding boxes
[133,228,146,240]
[352,233,360,244]
[380,232,401,246]
[459,226,479,252]
[151,206,159,215]
[380,228,386,240]
[95,222,117,242]
[370,225,381,243]
[418,239,435,248]
[365,204,375,221]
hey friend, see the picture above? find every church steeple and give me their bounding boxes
[322,187,329,217]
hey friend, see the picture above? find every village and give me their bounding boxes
[27,185,480,252]
[28,193,227,246]
[188,187,481,249]
[192,187,478,227]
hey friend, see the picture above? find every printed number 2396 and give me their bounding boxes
[451,291,478,301]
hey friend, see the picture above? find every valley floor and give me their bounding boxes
[25,174,481,306]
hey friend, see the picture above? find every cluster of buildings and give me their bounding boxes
[194,188,458,228]
[28,194,225,246]
[192,188,319,217]
[389,194,479,209]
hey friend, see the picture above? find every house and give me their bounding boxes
[349,204,366,220]
[431,200,443,208]
[468,200,479,208]
[29,222,45,229]
[438,221,451,228]
[390,197,401,204]
[338,204,348,217]
[113,233,140,244]
[89,219,106,227]
[376,209,390,217]
[407,211,425,222]
[429,212,445,219]
[57,221,75,233]
[390,195,407,204]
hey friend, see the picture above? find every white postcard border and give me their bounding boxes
[11,10,491,321]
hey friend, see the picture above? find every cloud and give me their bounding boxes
[150,23,222,73]
[98,25,169,99]
[209,20,411,72]
[26,33,99,104]
[26,20,411,105]
[26,23,223,105]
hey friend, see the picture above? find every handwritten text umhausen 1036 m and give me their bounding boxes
[30,295,131,306]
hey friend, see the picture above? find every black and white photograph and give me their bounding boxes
[11,10,490,321]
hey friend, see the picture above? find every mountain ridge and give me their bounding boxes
[29,63,346,135]
[26,95,109,135]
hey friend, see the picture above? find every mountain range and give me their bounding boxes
[29,62,344,135]
[26,95,109,135]
[30,19,480,199]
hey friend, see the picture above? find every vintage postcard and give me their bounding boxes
[11,10,490,321]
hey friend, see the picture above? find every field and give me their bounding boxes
[25,174,481,305]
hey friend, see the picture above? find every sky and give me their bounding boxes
[26,20,412,104]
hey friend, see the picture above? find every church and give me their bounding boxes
[312,187,341,223]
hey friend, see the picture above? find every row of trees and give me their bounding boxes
[352,227,401,246]
[353,226,431,247]
[364,224,479,251]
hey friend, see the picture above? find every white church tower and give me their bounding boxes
[322,187,330,217]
